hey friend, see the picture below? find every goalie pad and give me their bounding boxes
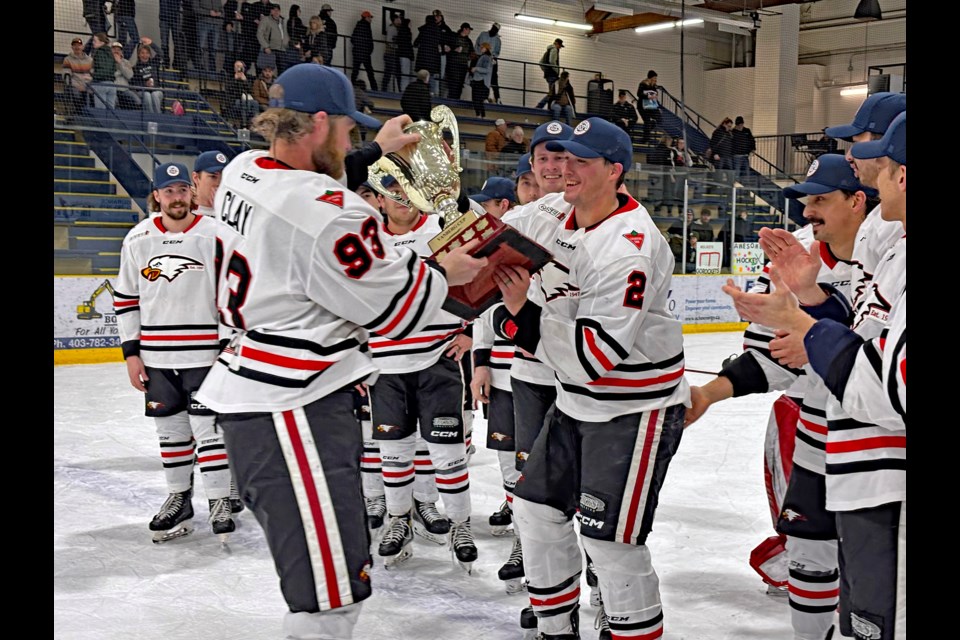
[763,394,800,527]
[750,534,789,588]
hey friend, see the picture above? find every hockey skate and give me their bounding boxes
[209,497,236,544]
[498,537,525,594]
[365,495,387,534]
[149,490,194,544]
[765,582,790,598]
[412,498,451,545]
[531,603,580,639]
[586,562,601,607]
[594,604,612,640]
[520,606,537,630]
[229,480,244,514]
[450,518,478,574]
[489,499,513,536]
[378,513,414,569]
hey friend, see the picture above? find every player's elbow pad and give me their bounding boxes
[719,352,769,397]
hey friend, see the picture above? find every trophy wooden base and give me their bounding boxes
[429,212,553,320]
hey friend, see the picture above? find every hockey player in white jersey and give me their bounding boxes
[731,112,907,640]
[190,150,228,217]
[367,175,477,572]
[687,154,877,640]
[195,64,487,640]
[493,118,689,640]
[466,177,526,589]
[114,162,243,544]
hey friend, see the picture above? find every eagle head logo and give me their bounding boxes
[376,424,399,433]
[490,432,511,442]
[146,401,164,410]
[141,255,204,282]
[781,508,806,522]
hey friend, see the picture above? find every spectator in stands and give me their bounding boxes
[319,4,338,66]
[612,89,639,134]
[111,42,141,109]
[668,209,695,238]
[302,16,329,68]
[353,79,376,141]
[224,60,260,124]
[397,18,415,92]
[414,13,443,97]
[646,133,674,215]
[108,1,140,60]
[350,10,378,90]
[180,0,200,71]
[717,209,755,249]
[196,0,224,73]
[131,44,164,113]
[689,208,716,243]
[238,0,264,71]
[158,0,184,69]
[251,64,275,110]
[382,13,403,93]
[400,69,433,123]
[535,39,563,109]
[707,117,735,171]
[475,22,501,105]
[82,0,108,54]
[636,69,660,143]
[287,5,306,50]
[731,115,756,183]
[666,137,692,215]
[550,71,576,125]
[501,126,528,155]
[485,119,508,153]
[470,42,494,118]
[667,209,694,267]
[221,18,240,73]
[258,3,292,73]
[445,23,474,100]
[62,37,94,115]
[90,33,118,109]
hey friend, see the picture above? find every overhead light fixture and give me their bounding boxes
[635,18,704,34]
[854,0,883,21]
[515,14,593,30]
[840,85,869,96]
[630,0,754,30]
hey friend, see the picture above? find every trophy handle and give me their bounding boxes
[367,159,413,208]
[431,105,461,174]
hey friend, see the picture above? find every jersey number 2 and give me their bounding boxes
[623,270,647,310]
[334,218,386,279]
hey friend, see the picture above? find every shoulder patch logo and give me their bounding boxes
[140,255,204,282]
[546,121,563,135]
[806,159,819,176]
[623,231,645,250]
[574,120,591,135]
[316,190,344,208]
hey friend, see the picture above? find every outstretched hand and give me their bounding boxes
[757,227,825,305]
[722,269,816,335]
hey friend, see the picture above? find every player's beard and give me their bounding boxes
[313,133,347,181]
[163,201,191,220]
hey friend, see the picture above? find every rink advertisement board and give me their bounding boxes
[668,274,758,332]
[54,276,123,364]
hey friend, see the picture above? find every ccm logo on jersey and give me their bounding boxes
[555,238,576,250]
[431,431,458,438]
[140,255,203,282]
[578,515,605,529]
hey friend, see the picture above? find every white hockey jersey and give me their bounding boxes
[519,193,690,422]
[739,226,857,475]
[368,214,468,374]
[499,193,573,387]
[195,150,450,413]
[822,235,906,511]
[472,306,514,392]
[114,214,241,369]
[849,206,902,311]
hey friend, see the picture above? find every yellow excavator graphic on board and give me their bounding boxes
[76,279,116,320]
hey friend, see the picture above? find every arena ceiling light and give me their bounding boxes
[515,14,594,30]
[635,17,704,34]
[840,85,869,97]
[854,0,883,22]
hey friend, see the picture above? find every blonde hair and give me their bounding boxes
[251,85,317,143]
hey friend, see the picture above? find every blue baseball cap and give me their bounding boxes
[379,175,399,189]
[273,64,381,130]
[824,92,906,142]
[154,162,192,189]
[530,121,573,152]
[515,153,532,178]
[851,111,906,166]
[545,118,634,173]
[470,177,516,203]
[783,154,878,199]
[194,150,230,174]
